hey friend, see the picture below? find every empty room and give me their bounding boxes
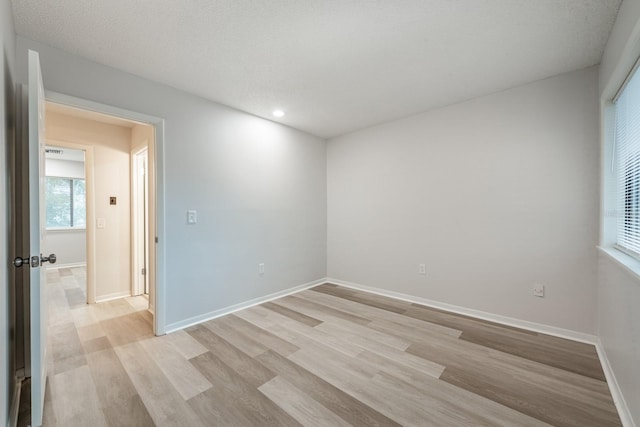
[1,0,639,426]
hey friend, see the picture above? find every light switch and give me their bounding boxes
[97,218,106,229]
[187,210,197,224]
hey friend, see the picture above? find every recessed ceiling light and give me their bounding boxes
[272,110,285,118]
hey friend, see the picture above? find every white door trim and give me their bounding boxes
[43,139,96,304]
[45,90,167,335]
[131,147,149,298]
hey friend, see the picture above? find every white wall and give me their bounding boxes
[15,37,327,328]
[598,1,640,424]
[46,158,84,179]
[46,111,132,300]
[1,0,16,424]
[43,230,86,266]
[597,253,640,424]
[327,66,600,334]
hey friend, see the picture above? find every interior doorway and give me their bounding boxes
[42,100,160,331]
[132,148,151,306]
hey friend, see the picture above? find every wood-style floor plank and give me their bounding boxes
[189,351,301,426]
[279,294,372,325]
[298,287,462,338]
[262,301,324,327]
[115,341,207,427]
[186,324,277,388]
[203,316,269,357]
[404,303,606,381]
[408,338,621,427]
[311,284,408,314]
[47,365,108,427]
[85,348,155,427]
[38,269,622,427]
[238,305,364,357]
[138,336,213,401]
[255,350,401,427]
[221,313,300,357]
[258,376,353,427]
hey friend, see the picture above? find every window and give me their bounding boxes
[45,177,86,229]
[614,63,640,257]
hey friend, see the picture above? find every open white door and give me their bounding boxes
[27,49,51,427]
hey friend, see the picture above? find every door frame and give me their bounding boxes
[42,140,96,303]
[45,91,167,335]
[131,147,149,298]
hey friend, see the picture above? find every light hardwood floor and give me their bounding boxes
[37,267,621,426]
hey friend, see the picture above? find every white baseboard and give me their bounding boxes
[595,339,636,427]
[165,277,328,333]
[95,290,131,303]
[8,378,21,427]
[327,278,598,344]
[46,262,86,270]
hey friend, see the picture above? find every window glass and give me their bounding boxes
[45,177,86,228]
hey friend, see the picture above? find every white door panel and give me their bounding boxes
[28,49,48,427]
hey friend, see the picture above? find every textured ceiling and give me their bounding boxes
[11,0,621,138]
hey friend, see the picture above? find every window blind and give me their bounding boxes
[615,64,640,257]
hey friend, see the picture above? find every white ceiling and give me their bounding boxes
[11,0,621,139]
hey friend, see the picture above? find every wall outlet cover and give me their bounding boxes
[533,284,545,297]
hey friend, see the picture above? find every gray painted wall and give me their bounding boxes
[14,36,327,329]
[597,252,640,424]
[327,66,600,334]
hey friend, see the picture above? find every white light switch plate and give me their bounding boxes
[97,218,106,229]
[187,210,197,224]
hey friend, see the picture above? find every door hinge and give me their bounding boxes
[155,237,158,243]
[141,268,146,276]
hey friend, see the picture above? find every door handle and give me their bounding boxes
[40,254,57,265]
[12,257,30,268]
[12,254,56,268]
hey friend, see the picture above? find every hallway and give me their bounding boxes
[42,267,155,426]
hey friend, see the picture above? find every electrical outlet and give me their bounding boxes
[258,263,265,275]
[419,263,426,275]
[533,284,544,297]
